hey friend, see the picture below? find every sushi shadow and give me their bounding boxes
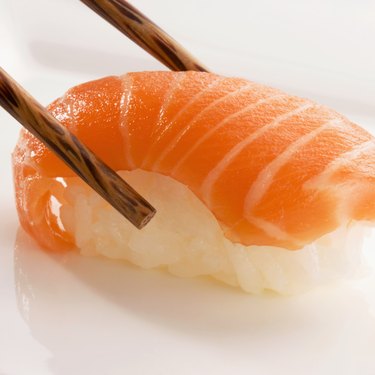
[15,229,291,336]
[13,229,375,374]
[14,228,375,335]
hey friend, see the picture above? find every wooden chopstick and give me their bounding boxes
[0,67,155,229]
[80,0,209,72]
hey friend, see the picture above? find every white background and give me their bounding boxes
[1,0,375,374]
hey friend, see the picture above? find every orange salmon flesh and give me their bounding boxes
[12,71,375,251]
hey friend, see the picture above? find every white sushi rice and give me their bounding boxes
[55,170,369,294]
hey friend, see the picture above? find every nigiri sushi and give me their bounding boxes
[12,71,375,294]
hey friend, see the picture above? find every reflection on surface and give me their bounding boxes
[14,228,375,375]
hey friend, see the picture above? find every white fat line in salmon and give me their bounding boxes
[304,138,375,190]
[150,77,226,171]
[200,102,315,208]
[243,118,343,216]
[170,93,288,177]
[246,216,302,245]
[154,81,258,171]
[119,74,135,168]
[141,73,185,168]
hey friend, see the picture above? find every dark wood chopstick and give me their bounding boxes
[0,67,156,229]
[80,0,209,72]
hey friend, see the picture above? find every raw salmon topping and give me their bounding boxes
[13,71,375,251]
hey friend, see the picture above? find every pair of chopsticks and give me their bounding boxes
[0,0,207,229]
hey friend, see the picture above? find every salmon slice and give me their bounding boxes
[12,71,375,251]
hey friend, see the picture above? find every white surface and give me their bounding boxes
[1,0,375,374]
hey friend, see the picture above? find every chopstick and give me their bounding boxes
[0,67,156,229]
[80,0,209,72]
